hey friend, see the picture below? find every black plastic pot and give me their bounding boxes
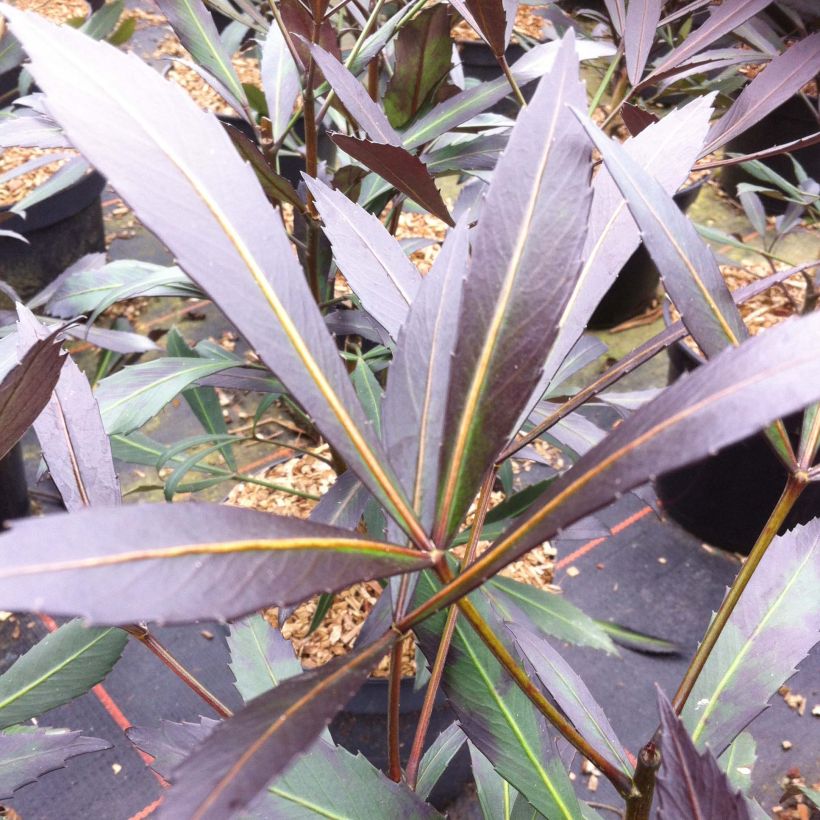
[719,95,820,214]
[457,40,534,118]
[329,678,470,810]
[588,177,706,329]
[0,169,106,305]
[0,443,29,523]
[654,324,820,554]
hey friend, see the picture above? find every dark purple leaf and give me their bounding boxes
[128,717,219,779]
[16,307,120,511]
[656,689,752,820]
[603,0,626,35]
[0,503,433,624]
[702,32,820,156]
[381,220,470,530]
[433,33,591,542]
[620,102,659,136]
[507,621,631,778]
[0,728,110,799]
[279,0,339,81]
[641,0,772,86]
[330,134,454,226]
[307,42,402,146]
[402,38,614,149]
[573,106,748,358]
[0,328,64,462]
[451,0,510,57]
[224,124,304,211]
[309,470,369,530]
[2,9,421,537]
[435,311,820,603]
[384,5,451,129]
[304,176,422,337]
[162,630,396,817]
[624,0,663,84]
[682,516,820,756]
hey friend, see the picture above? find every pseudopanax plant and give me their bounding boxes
[0,1,819,818]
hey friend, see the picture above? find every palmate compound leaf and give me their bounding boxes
[682,517,820,756]
[413,572,582,820]
[417,310,820,611]
[0,503,433,624]
[1,7,426,544]
[432,32,592,543]
[0,326,64,462]
[160,630,401,818]
[0,620,127,730]
[16,306,121,511]
[656,690,752,820]
[0,727,110,799]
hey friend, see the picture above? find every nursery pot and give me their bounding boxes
[0,169,106,306]
[719,95,820,214]
[0,443,29,523]
[654,317,820,554]
[329,677,469,810]
[588,177,706,329]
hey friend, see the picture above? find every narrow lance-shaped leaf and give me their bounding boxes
[260,24,299,143]
[572,106,747,358]
[16,306,121,510]
[508,622,632,779]
[425,311,820,608]
[166,327,236,470]
[450,0,513,57]
[161,630,397,818]
[384,5,451,129]
[469,740,520,820]
[414,572,581,819]
[227,614,302,703]
[0,503,434,624]
[307,41,401,146]
[381,220,470,529]
[305,176,422,339]
[2,8,423,541]
[0,620,128,729]
[701,32,820,156]
[0,728,110,800]
[682,517,820,756]
[434,33,591,543]
[402,39,615,150]
[624,0,663,84]
[331,134,454,226]
[154,0,249,113]
[656,689,751,820]
[0,328,64,462]
[127,717,221,779]
[415,723,467,802]
[640,0,772,87]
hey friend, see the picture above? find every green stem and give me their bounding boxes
[499,54,527,108]
[588,45,623,116]
[671,472,807,713]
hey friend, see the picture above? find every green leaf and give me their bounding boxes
[351,356,383,439]
[0,620,127,729]
[683,517,820,755]
[81,0,124,40]
[166,327,236,470]
[308,593,334,636]
[414,573,582,820]
[106,15,135,45]
[594,620,680,655]
[483,576,618,655]
[469,740,518,820]
[227,614,301,703]
[416,723,466,801]
[718,731,756,794]
[95,357,239,435]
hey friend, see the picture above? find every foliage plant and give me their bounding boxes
[0,0,819,817]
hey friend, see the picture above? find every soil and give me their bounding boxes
[7,0,88,23]
[153,34,260,115]
[0,146,76,207]
[226,449,560,678]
